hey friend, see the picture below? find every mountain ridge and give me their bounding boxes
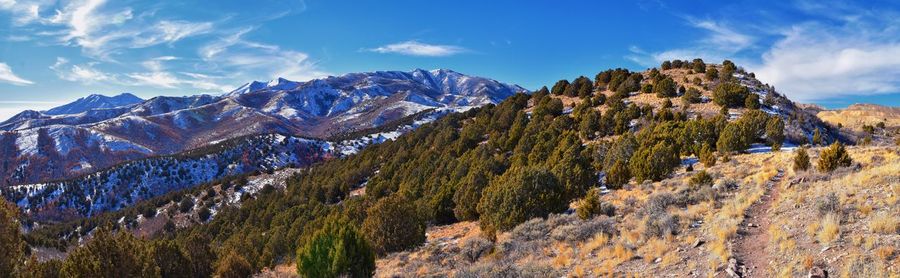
[0,69,527,186]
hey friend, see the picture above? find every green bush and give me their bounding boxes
[688,170,714,189]
[817,142,852,172]
[477,167,566,237]
[692,58,706,73]
[744,94,760,109]
[682,88,701,105]
[705,66,719,81]
[654,77,677,98]
[297,218,375,278]
[576,188,614,220]
[766,117,785,151]
[61,227,159,278]
[712,82,750,108]
[363,195,426,255]
[0,200,25,276]
[629,141,680,183]
[214,251,252,278]
[551,79,569,96]
[699,144,716,167]
[605,160,631,189]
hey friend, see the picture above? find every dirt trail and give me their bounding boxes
[730,169,784,277]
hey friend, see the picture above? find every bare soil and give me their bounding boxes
[730,169,784,277]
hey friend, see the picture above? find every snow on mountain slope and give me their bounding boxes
[0,69,527,187]
[0,134,333,220]
[45,93,143,115]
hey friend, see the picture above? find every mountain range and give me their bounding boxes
[0,69,526,186]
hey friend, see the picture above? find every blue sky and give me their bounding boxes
[1,0,899,119]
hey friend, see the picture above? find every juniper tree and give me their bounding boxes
[297,217,375,278]
[817,142,852,172]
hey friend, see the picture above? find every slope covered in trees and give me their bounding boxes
[7,60,836,276]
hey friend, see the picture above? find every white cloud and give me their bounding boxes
[0,0,214,59]
[126,71,180,88]
[199,28,330,83]
[125,57,230,91]
[0,62,34,86]
[50,57,115,83]
[750,21,900,102]
[366,40,467,57]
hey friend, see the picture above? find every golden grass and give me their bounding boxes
[869,211,899,234]
[818,213,841,244]
[858,204,873,216]
[875,246,895,261]
[639,238,670,263]
[806,221,821,239]
[582,233,609,255]
[776,261,797,278]
[612,242,633,262]
[802,254,815,270]
[660,251,680,267]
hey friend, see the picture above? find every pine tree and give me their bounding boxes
[699,143,716,167]
[793,147,810,171]
[453,164,491,221]
[629,141,680,183]
[605,160,630,189]
[766,117,785,151]
[717,122,748,153]
[477,167,566,237]
[682,88,701,105]
[712,82,750,108]
[363,195,426,255]
[745,94,760,109]
[214,251,252,278]
[61,227,159,278]
[0,199,25,277]
[551,79,570,96]
[654,77,677,98]
[692,58,706,73]
[812,128,823,146]
[148,240,191,278]
[579,109,601,139]
[817,142,852,172]
[705,66,719,81]
[297,217,375,278]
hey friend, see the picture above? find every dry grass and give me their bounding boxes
[638,238,670,263]
[582,233,609,255]
[818,213,841,244]
[875,246,896,261]
[869,211,899,234]
[806,221,821,239]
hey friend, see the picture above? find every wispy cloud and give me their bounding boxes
[50,57,116,83]
[1,0,214,60]
[0,62,34,86]
[626,18,754,66]
[366,40,467,57]
[127,57,231,91]
[199,27,330,83]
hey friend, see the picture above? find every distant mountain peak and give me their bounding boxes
[44,93,144,115]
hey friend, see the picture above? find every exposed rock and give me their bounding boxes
[808,266,827,278]
[692,238,705,248]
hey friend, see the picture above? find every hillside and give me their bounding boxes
[818,104,900,131]
[0,69,526,186]
[373,146,899,277]
[3,59,885,278]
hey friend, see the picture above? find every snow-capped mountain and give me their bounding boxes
[0,69,527,186]
[45,93,144,115]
